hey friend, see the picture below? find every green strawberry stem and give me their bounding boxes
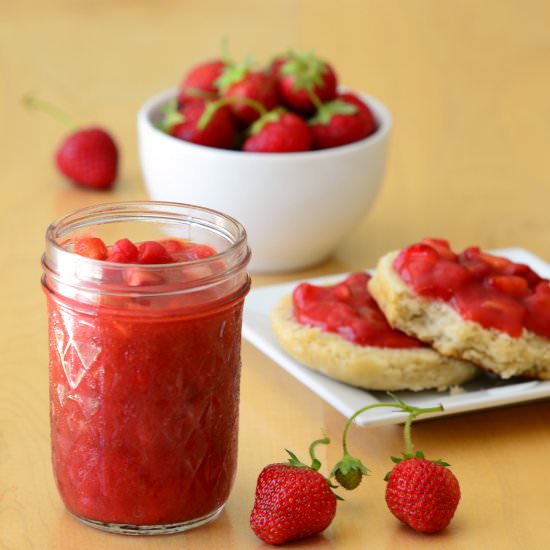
[220,36,232,66]
[197,96,267,131]
[343,398,443,455]
[181,87,218,100]
[309,435,330,471]
[157,99,185,133]
[331,396,443,489]
[23,94,76,130]
[306,88,324,112]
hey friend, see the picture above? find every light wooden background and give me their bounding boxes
[1,1,550,549]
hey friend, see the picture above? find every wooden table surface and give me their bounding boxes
[2,1,550,548]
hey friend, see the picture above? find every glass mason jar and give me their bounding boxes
[41,201,250,535]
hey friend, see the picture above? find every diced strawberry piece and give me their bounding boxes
[73,237,108,260]
[479,252,510,271]
[127,269,165,287]
[421,238,457,261]
[158,239,187,254]
[460,246,481,261]
[503,262,542,288]
[394,244,440,270]
[178,244,217,261]
[486,275,529,298]
[107,238,139,263]
[137,241,173,264]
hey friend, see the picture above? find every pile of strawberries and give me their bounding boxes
[159,50,378,153]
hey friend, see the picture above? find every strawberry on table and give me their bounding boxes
[24,95,119,190]
[56,128,118,190]
[243,108,312,153]
[383,396,460,534]
[158,98,237,149]
[216,63,279,125]
[178,59,226,105]
[310,92,377,149]
[250,437,338,545]
[274,51,338,115]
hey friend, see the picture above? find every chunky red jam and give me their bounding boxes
[292,272,422,348]
[72,236,217,264]
[46,235,245,526]
[393,238,550,339]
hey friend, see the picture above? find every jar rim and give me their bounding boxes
[42,200,251,299]
[45,200,248,269]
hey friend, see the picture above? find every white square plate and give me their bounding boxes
[243,248,550,426]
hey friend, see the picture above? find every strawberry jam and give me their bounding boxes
[293,272,421,348]
[393,238,550,339]
[42,202,250,535]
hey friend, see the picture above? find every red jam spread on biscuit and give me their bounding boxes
[72,236,216,263]
[293,272,422,348]
[393,238,550,339]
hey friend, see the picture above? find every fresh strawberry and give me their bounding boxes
[243,109,312,153]
[55,128,118,190]
[250,438,338,545]
[216,64,279,125]
[386,455,460,534]
[24,96,119,190]
[310,93,377,149]
[178,59,225,105]
[267,54,288,78]
[275,51,337,114]
[383,397,460,534]
[158,99,237,150]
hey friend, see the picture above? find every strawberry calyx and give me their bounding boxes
[156,99,185,132]
[383,394,447,480]
[280,50,328,93]
[309,98,358,126]
[198,96,267,131]
[248,107,286,135]
[215,58,252,93]
[285,434,330,471]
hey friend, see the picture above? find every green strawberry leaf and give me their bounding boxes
[248,107,285,136]
[156,99,185,132]
[214,59,252,93]
[280,50,327,92]
[309,99,358,126]
[284,449,309,469]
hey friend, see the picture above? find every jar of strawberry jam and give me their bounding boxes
[42,202,250,535]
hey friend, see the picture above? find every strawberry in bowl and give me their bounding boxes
[137,49,392,272]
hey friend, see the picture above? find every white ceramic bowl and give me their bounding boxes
[137,88,392,273]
